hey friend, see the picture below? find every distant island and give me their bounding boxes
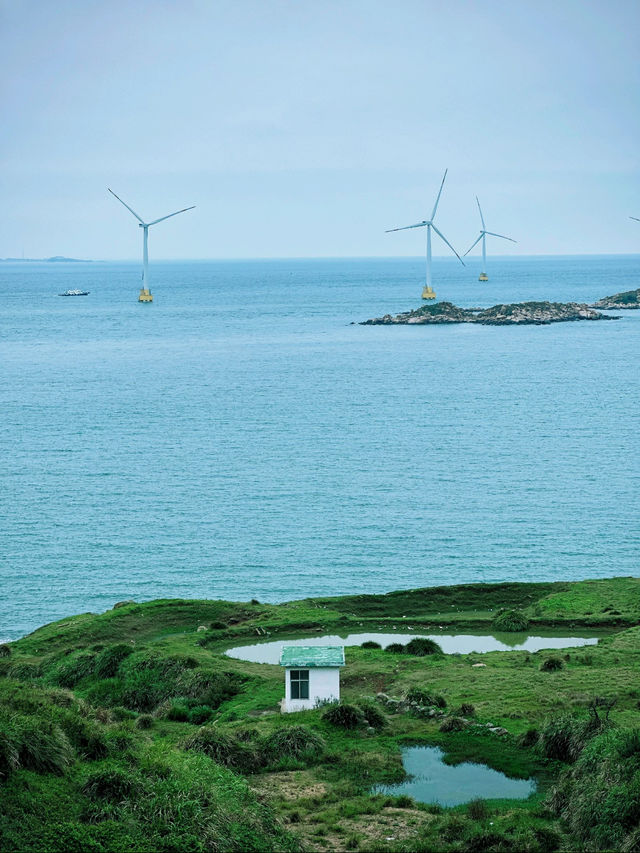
[590,287,640,309]
[361,300,616,326]
[0,256,90,262]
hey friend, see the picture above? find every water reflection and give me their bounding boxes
[374,746,535,807]
[226,631,598,664]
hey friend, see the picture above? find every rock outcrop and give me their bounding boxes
[591,288,640,309]
[361,300,615,326]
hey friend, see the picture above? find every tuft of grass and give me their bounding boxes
[439,716,466,733]
[322,703,366,730]
[135,713,154,729]
[540,656,564,672]
[492,608,529,632]
[405,638,443,656]
[182,727,259,773]
[406,687,447,708]
[82,765,140,800]
[360,641,382,649]
[0,644,12,658]
[384,642,406,654]
[263,725,325,762]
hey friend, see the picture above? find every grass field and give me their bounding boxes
[1,577,639,851]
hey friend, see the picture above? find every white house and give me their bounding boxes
[279,646,345,713]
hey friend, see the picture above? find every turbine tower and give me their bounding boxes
[385,169,464,300]
[464,197,516,283]
[108,189,195,302]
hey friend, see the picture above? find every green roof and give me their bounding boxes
[279,646,345,668]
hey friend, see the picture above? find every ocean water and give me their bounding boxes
[1,256,639,640]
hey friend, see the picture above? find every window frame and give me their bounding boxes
[289,668,310,700]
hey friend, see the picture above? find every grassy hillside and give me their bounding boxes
[2,577,639,852]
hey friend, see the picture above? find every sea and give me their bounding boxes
[1,256,639,640]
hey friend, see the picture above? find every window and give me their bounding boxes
[289,669,309,700]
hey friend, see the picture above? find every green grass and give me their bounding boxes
[2,577,640,852]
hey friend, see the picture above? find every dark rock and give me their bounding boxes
[361,300,617,326]
[591,288,640,309]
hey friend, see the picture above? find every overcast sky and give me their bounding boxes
[1,0,639,258]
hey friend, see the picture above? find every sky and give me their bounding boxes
[1,0,639,259]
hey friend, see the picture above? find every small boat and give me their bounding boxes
[58,289,90,296]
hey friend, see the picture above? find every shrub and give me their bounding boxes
[406,688,447,708]
[439,716,466,733]
[111,706,136,721]
[82,765,138,800]
[263,725,325,761]
[540,656,564,672]
[16,719,74,774]
[405,638,443,656]
[517,728,539,748]
[188,705,214,725]
[492,609,529,632]
[136,714,154,730]
[539,714,594,762]
[166,700,190,722]
[360,641,382,650]
[356,701,386,730]
[51,652,97,687]
[182,727,258,772]
[0,644,11,658]
[94,644,134,679]
[456,703,475,717]
[384,643,405,654]
[467,798,489,821]
[322,703,366,729]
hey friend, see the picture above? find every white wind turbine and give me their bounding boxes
[386,169,464,300]
[464,197,516,282]
[631,216,640,222]
[108,189,195,302]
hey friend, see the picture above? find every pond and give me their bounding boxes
[225,631,599,664]
[373,746,536,807]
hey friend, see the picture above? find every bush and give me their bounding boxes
[263,725,325,761]
[188,705,214,725]
[166,700,190,722]
[492,609,529,632]
[406,688,447,708]
[51,652,97,687]
[539,714,594,762]
[540,656,564,672]
[322,703,366,729]
[82,765,139,800]
[439,716,466,733]
[467,798,489,821]
[517,728,539,748]
[384,643,405,654]
[0,644,11,658]
[356,700,386,730]
[405,638,443,656]
[360,641,382,649]
[94,644,134,679]
[182,727,258,772]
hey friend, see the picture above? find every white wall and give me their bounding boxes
[282,666,341,713]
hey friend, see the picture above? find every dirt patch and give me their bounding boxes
[251,770,328,802]
[295,806,432,852]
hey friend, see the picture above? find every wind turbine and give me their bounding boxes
[108,189,195,302]
[385,169,464,300]
[631,216,640,222]
[464,197,516,283]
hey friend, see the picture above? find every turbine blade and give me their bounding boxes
[430,169,448,220]
[484,231,517,243]
[385,221,427,233]
[432,224,465,265]
[630,216,640,222]
[108,188,145,224]
[463,233,484,257]
[476,196,486,229]
[148,205,196,226]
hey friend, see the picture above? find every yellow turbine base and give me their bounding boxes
[422,286,436,300]
[138,288,153,303]
[478,273,488,282]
